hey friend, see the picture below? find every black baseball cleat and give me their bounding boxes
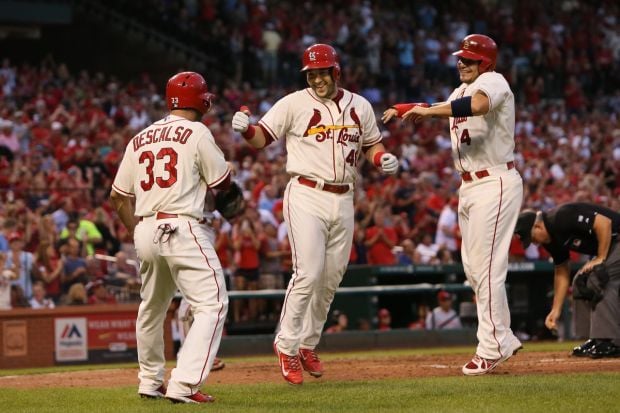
[571,339,598,357]
[589,340,620,359]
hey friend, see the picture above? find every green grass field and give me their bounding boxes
[1,342,619,413]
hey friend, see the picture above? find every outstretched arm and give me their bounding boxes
[382,92,490,124]
[545,261,571,331]
[402,92,490,122]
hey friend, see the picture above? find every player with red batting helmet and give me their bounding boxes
[111,71,233,403]
[383,34,524,375]
[231,43,399,385]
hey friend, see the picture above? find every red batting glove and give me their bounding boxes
[392,102,430,118]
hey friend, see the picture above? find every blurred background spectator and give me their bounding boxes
[325,309,349,334]
[0,252,17,310]
[86,279,117,305]
[5,231,34,299]
[29,280,55,309]
[408,303,430,330]
[377,308,392,331]
[426,291,462,330]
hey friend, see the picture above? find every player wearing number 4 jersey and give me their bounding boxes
[110,72,230,403]
[232,43,398,385]
[383,34,523,375]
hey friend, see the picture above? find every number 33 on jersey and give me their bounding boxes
[112,115,229,219]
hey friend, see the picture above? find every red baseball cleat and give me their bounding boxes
[461,355,502,375]
[274,344,303,385]
[166,391,215,404]
[462,342,523,376]
[299,348,324,378]
[139,384,166,399]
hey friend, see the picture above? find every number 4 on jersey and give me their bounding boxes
[460,129,471,146]
[345,149,358,166]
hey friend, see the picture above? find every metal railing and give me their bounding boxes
[225,283,471,299]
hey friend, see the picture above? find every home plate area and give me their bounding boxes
[1,350,619,389]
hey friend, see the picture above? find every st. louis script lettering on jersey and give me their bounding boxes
[451,89,468,132]
[132,125,193,151]
[303,107,362,145]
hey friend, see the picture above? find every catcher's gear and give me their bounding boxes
[452,34,498,73]
[573,263,610,309]
[380,153,399,175]
[166,72,214,115]
[232,110,250,133]
[214,181,245,220]
[301,44,341,80]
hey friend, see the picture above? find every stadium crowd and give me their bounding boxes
[0,0,619,328]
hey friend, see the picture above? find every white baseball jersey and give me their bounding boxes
[450,71,524,362]
[259,88,382,184]
[112,114,230,398]
[112,114,230,218]
[447,72,515,173]
[266,87,383,359]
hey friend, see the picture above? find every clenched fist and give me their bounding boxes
[232,111,250,133]
[380,153,399,175]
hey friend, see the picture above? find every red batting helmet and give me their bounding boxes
[301,44,341,80]
[452,34,498,73]
[166,71,214,115]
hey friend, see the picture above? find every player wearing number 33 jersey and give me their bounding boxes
[232,43,399,385]
[383,34,524,376]
[110,71,230,403]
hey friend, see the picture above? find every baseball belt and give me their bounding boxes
[461,161,515,182]
[298,177,351,194]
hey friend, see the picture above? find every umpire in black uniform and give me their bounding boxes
[514,202,620,358]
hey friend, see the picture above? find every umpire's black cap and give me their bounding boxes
[514,210,537,248]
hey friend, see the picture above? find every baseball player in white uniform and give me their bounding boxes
[110,72,230,403]
[383,34,523,375]
[232,43,399,385]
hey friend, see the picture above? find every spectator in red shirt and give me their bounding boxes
[364,208,398,265]
[87,279,117,305]
[32,240,63,303]
[232,217,261,322]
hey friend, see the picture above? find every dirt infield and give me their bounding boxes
[1,351,619,389]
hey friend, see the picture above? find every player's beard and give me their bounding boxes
[312,80,337,99]
[458,67,480,84]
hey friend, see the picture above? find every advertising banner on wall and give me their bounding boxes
[54,312,137,363]
[55,318,88,362]
[86,313,137,363]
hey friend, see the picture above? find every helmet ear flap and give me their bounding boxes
[479,60,491,73]
[331,64,341,81]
